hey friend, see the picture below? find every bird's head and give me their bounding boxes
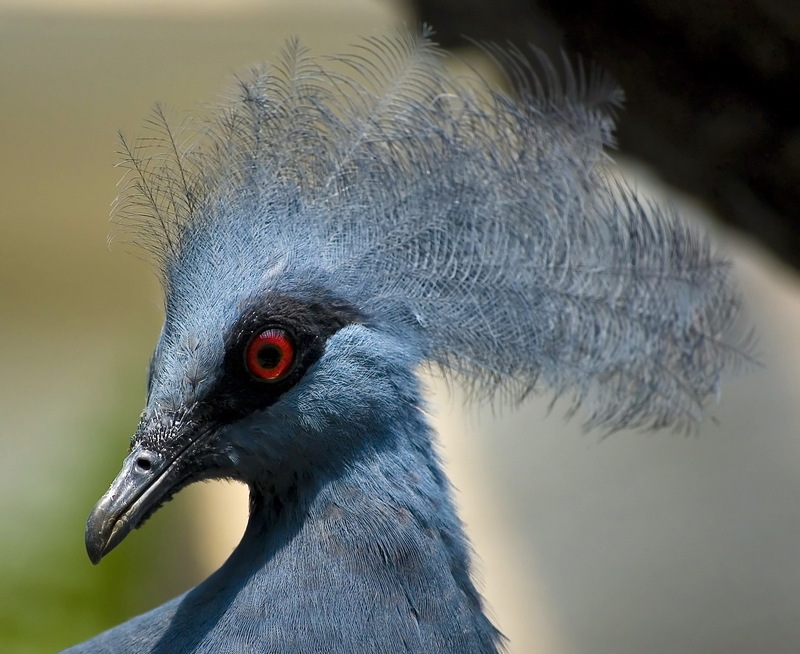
[84,33,748,564]
[86,235,424,563]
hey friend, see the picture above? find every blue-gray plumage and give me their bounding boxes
[62,31,748,653]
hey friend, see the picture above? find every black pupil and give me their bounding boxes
[257,343,282,370]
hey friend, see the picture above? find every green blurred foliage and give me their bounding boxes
[0,368,199,653]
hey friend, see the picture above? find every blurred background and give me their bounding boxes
[1,1,799,653]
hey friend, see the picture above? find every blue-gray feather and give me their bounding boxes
[117,32,744,432]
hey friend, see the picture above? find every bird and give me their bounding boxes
[62,30,748,653]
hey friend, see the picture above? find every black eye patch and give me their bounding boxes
[201,291,364,425]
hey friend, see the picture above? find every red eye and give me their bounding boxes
[245,328,295,381]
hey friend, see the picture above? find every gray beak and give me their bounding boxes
[85,448,174,564]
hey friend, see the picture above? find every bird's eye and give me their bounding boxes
[245,328,295,381]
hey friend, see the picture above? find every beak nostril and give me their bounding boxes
[135,456,153,472]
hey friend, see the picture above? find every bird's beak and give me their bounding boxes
[85,441,192,564]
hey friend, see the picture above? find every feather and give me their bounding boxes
[113,30,750,432]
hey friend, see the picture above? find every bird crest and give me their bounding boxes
[114,31,749,433]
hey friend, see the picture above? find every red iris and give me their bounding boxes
[245,329,295,381]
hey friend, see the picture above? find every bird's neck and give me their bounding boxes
[244,408,476,590]
[214,407,501,651]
